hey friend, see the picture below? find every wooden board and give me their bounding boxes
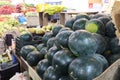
[93,59,120,80]
[20,57,42,80]
[112,0,120,44]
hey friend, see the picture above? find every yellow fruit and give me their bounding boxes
[27,28,36,33]
[35,28,45,34]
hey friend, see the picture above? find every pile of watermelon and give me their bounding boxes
[18,13,120,80]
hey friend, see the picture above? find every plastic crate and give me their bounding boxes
[0,62,20,80]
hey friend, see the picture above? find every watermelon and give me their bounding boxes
[75,14,90,20]
[72,18,88,31]
[65,18,76,29]
[56,30,73,48]
[42,32,53,45]
[92,33,107,54]
[52,25,63,36]
[36,59,50,79]
[105,20,116,38]
[109,37,120,54]
[68,30,97,56]
[52,49,76,75]
[85,19,105,35]
[47,37,56,50]
[20,45,36,60]
[26,51,41,67]
[68,56,104,80]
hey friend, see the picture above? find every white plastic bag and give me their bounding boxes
[10,72,29,80]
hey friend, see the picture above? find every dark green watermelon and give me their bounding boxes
[105,20,116,38]
[52,49,76,75]
[19,32,33,41]
[47,37,56,50]
[59,27,71,32]
[39,47,48,59]
[59,76,73,80]
[72,18,88,31]
[20,45,36,60]
[36,43,45,51]
[98,17,111,26]
[68,30,97,56]
[52,25,63,36]
[109,37,120,54]
[92,33,107,54]
[91,13,108,19]
[46,46,58,64]
[65,18,76,29]
[43,66,61,80]
[85,19,105,35]
[26,51,41,67]
[56,30,73,48]
[92,54,109,70]
[68,56,104,80]
[36,59,50,79]
[75,14,90,20]
[42,32,53,45]
[107,53,120,65]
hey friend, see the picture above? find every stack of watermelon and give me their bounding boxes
[16,32,42,56]
[18,13,120,80]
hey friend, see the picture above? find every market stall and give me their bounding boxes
[1,0,120,80]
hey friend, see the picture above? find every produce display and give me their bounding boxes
[17,13,120,80]
[36,4,65,15]
[0,15,21,37]
[0,5,16,14]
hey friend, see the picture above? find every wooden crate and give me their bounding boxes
[15,53,120,80]
[94,59,120,80]
[27,16,40,26]
[20,57,41,80]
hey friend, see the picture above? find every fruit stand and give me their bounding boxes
[1,0,120,80]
